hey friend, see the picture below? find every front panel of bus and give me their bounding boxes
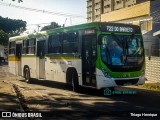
[96,23,145,89]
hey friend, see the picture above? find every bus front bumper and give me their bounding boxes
[96,69,145,89]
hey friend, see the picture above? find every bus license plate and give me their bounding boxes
[124,82,132,86]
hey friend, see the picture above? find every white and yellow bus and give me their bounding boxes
[8,22,145,92]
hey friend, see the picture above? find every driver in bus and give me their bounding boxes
[108,40,123,65]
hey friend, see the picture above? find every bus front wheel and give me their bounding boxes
[71,70,79,92]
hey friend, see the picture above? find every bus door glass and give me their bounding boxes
[16,43,22,76]
[82,35,96,87]
[37,40,45,79]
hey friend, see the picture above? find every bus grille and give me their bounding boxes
[115,78,139,86]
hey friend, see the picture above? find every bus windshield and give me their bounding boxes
[101,34,144,66]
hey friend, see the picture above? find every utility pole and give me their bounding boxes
[70,17,72,26]
[63,18,67,27]
[37,24,40,32]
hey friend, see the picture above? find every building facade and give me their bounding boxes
[87,0,148,22]
[87,0,160,57]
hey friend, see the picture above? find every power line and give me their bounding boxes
[27,22,51,26]
[0,2,86,18]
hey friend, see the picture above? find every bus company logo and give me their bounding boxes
[2,112,11,117]
[1,112,42,118]
[104,88,112,95]
[104,89,137,96]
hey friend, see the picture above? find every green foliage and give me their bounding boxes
[0,16,26,45]
[0,29,9,45]
[0,16,27,37]
[41,22,61,31]
[14,0,23,3]
[140,83,160,91]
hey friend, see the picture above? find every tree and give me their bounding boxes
[0,29,9,45]
[41,22,61,31]
[0,16,26,45]
[0,16,27,37]
[12,0,23,3]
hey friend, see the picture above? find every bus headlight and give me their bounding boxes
[102,69,111,78]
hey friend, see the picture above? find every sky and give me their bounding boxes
[0,0,87,33]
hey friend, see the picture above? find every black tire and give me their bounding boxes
[66,69,72,83]
[24,67,31,83]
[71,70,79,92]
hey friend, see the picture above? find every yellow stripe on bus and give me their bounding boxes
[50,58,80,60]
[8,56,19,61]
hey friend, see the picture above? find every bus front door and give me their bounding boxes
[82,35,96,87]
[16,43,22,76]
[37,40,45,79]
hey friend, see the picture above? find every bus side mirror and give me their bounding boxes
[98,36,102,45]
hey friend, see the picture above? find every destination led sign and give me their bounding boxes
[84,29,95,35]
[106,26,134,33]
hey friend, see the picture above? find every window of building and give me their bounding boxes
[87,6,92,12]
[116,0,121,4]
[9,41,16,55]
[133,0,136,4]
[95,8,100,12]
[87,17,91,20]
[104,4,110,8]
[95,15,100,18]
[95,2,99,6]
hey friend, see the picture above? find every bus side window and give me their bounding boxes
[22,39,29,54]
[9,41,16,55]
[22,38,36,55]
[37,40,45,57]
[62,32,78,54]
[48,35,61,54]
[28,38,36,54]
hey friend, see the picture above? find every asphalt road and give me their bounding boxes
[0,65,160,120]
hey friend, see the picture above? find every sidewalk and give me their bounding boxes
[139,82,160,91]
[0,66,20,112]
